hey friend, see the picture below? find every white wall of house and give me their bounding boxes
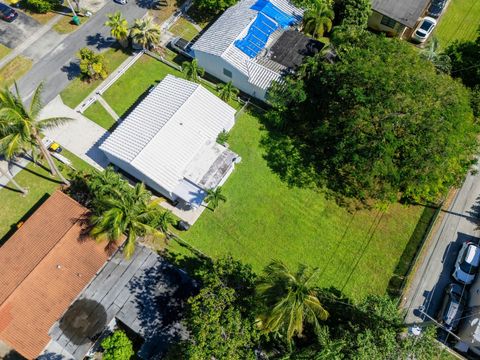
[194,50,268,101]
[368,10,407,36]
[103,152,176,201]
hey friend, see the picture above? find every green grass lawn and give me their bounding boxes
[83,101,116,130]
[0,56,32,87]
[169,17,200,41]
[179,109,434,301]
[0,149,93,243]
[0,44,10,61]
[435,0,480,48]
[60,48,130,108]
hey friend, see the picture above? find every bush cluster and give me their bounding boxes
[21,0,61,13]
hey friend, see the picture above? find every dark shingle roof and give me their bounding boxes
[372,0,430,28]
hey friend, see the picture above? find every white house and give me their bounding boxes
[100,75,239,208]
[191,0,322,102]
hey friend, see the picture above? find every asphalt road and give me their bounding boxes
[403,164,480,325]
[15,1,147,104]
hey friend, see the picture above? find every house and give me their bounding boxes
[42,245,196,360]
[191,0,323,101]
[0,191,109,360]
[368,0,431,36]
[100,74,239,209]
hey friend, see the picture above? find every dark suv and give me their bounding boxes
[0,2,18,22]
[428,0,447,18]
[437,283,467,332]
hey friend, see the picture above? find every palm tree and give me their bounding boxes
[152,209,176,236]
[420,37,452,74]
[89,183,166,258]
[302,0,334,39]
[0,160,28,195]
[129,16,161,50]
[256,260,329,342]
[105,12,129,48]
[205,186,226,211]
[0,83,72,185]
[217,81,239,102]
[182,59,205,83]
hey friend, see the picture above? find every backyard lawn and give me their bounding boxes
[179,109,435,301]
[435,0,480,48]
[0,149,93,243]
[169,17,200,41]
[60,47,130,108]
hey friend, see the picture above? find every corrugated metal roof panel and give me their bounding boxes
[101,76,236,195]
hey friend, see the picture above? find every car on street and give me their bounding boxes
[0,2,17,22]
[427,0,448,18]
[437,283,467,332]
[113,0,127,4]
[453,242,480,285]
[168,37,194,59]
[411,17,437,43]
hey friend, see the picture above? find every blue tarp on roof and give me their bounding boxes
[234,12,278,58]
[252,0,297,28]
[235,0,297,58]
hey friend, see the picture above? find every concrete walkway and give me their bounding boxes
[39,96,110,170]
[97,96,120,121]
[0,14,62,69]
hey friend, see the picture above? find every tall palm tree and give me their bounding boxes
[256,260,329,342]
[182,59,205,83]
[420,37,452,74]
[152,209,176,236]
[205,186,226,211]
[0,83,72,185]
[105,12,129,48]
[217,81,239,102]
[129,16,161,50]
[89,183,166,258]
[302,0,334,39]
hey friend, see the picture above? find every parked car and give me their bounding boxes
[438,283,467,332]
[453,242,480,285]
[0,2,17,22]
[411,17,437,43]
[168,37,194,59]
[427,0,448,18]
[113,0,127,4]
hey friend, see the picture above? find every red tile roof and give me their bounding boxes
[0,191,109,359]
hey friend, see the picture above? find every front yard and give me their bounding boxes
[0,56,32,87]
[435,0,480,47]
[0,149,92,243]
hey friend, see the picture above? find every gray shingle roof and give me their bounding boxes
[372,0,430,28]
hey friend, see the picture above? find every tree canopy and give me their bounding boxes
[265,29,478,206]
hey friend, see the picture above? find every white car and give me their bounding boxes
[412,17,437,43]
[453,242,480,285]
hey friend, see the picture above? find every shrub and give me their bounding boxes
[22,0,52,13]
[216,130,229,145]
[101,330,134,360]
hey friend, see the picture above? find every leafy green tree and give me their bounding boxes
[266,29,479,206]
[130,16,161,50]
[471,86,480,120]
[217,81,239,102]
[302,0,335,39]
[89,182,166,257]
[173,256,259,360]
[256,260,329,342]
[78,48,108,81]
[420,37,452,74]
[101,330,134,360]
[105,12,129,48]
[151,209,176,235]
[205,186,226,211]
[0,83,72,185]
[216,129,229,145]
[445,27,480,88]
[182,59,205,83]
[195,0,237,14]
[333,0,371,27]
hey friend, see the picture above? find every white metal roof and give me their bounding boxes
[192,0,302,91]
[100,75,237,194]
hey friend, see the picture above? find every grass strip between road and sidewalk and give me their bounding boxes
[0,44,11,61]
[0,56,33,87]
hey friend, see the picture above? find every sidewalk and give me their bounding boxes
[0,14,62,69]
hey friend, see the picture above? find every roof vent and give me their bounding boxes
[57,264,62,269]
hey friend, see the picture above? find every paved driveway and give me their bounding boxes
[0,11,41,48]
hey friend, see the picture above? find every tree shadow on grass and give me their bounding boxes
[386,205,439,297]
[13,163,63,185]
[0,193,50,246]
